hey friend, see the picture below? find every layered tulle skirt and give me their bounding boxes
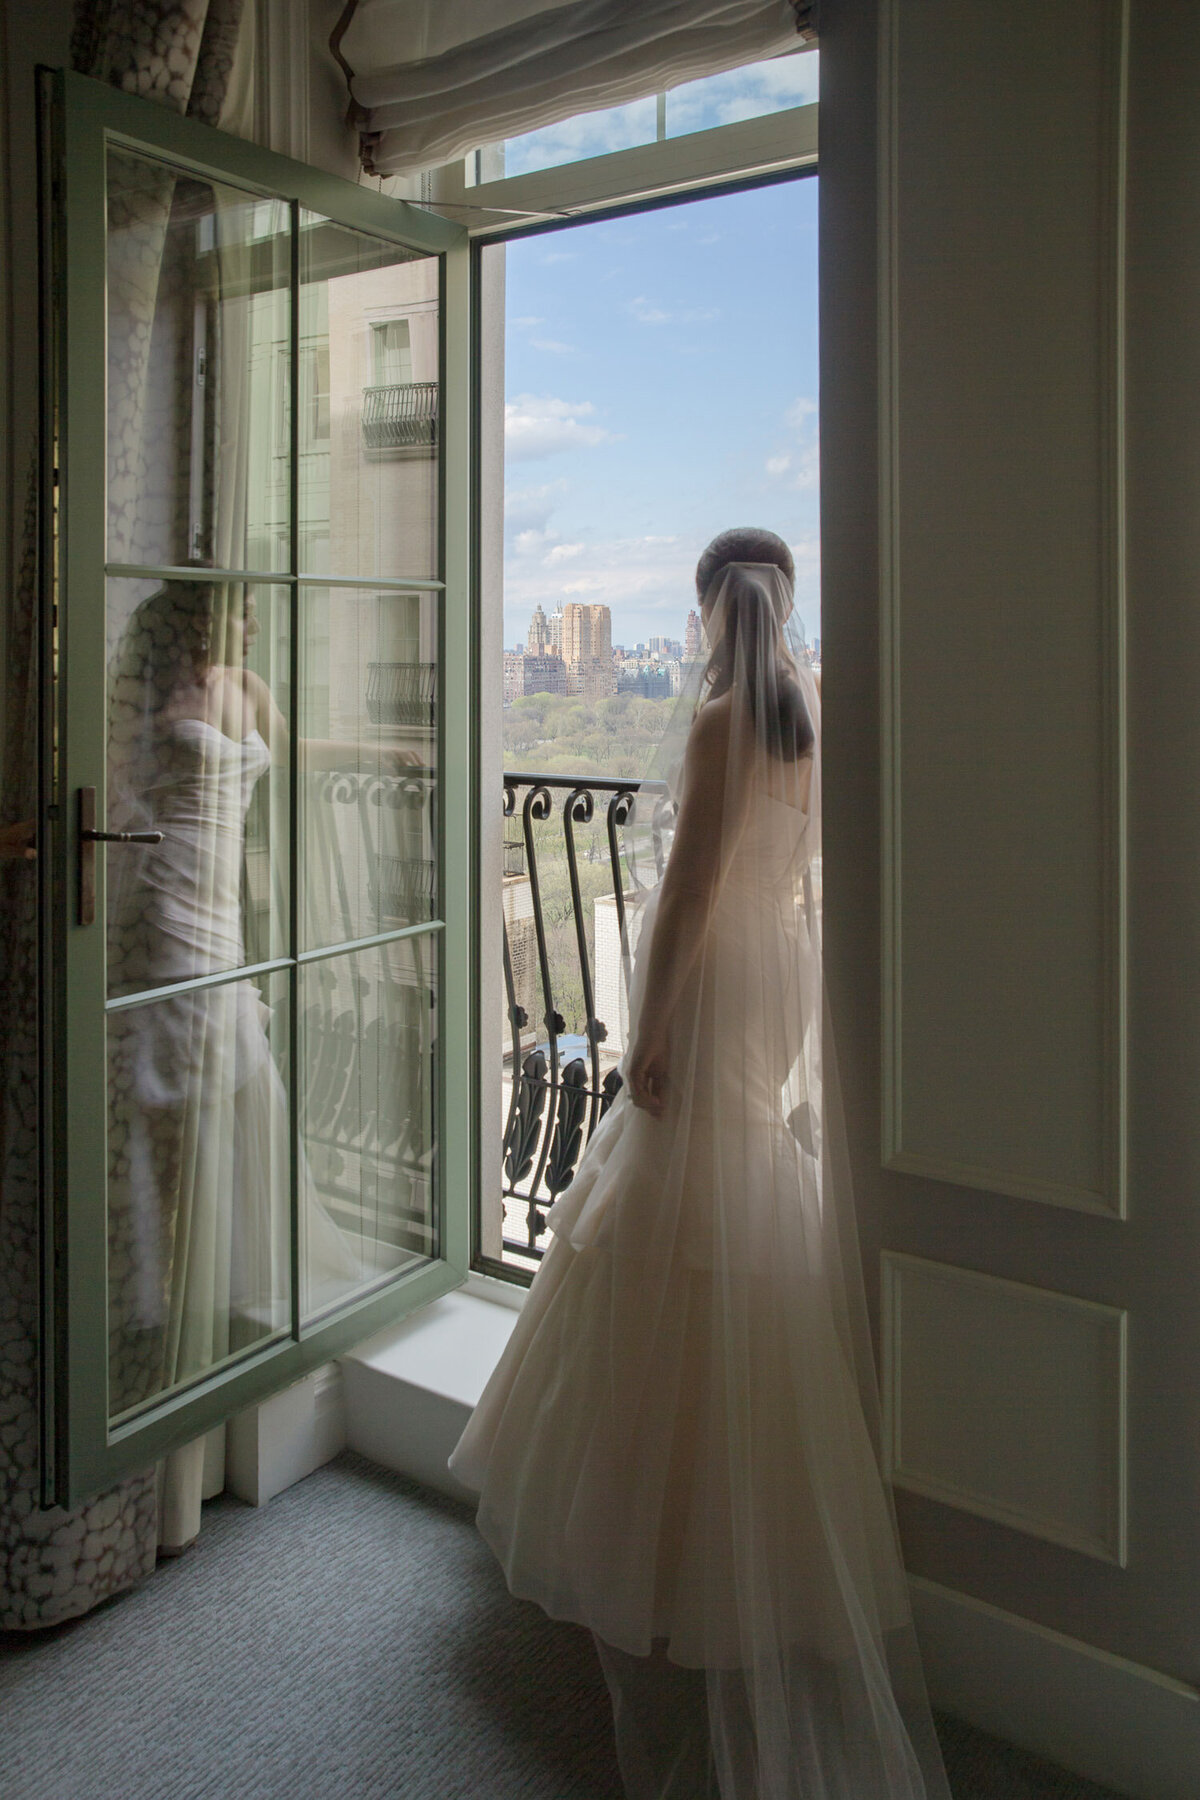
[451,822,950,1797]
[451,1221,911,1672]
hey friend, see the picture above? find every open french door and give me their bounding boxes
[39,71,476,1507]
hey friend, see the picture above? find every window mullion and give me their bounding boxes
[287,195,302,1342]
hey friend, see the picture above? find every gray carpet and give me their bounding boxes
[0,1452,1130,1800]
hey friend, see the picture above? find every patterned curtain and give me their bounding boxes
[0,0,248,1631]
[71,0,248,125]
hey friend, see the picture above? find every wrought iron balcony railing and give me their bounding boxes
[365,659,437,728]
[500,771,674,1267]
[361,380,439,450]
[274,763,679,1274]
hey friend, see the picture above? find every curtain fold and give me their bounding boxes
[70,0,249,123]
[334,0,816,177]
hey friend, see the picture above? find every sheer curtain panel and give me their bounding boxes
[334,0,817,175]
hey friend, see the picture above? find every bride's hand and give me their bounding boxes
[0,819,35,861]
[383,747,427,772]
[628,1031,669,1119]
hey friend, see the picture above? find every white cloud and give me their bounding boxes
[753,52,820,102]
[627,295,671,325]
[504,394,617,459]
[765,397,820,490]
[541,249,577,265]
[504,533,690,626]
[790,533,820,574]
[530,337,577,355]
[665,51,819,138]
[503,97,657,179]
[504,480,567,536]
[791,442,820,490]
[626,296,719,330]
[510,315,545,328]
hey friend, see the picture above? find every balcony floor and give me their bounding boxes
[0,1452,1130,1800]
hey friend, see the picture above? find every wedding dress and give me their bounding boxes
[451,564,951,1799]
[106,708,361,1541]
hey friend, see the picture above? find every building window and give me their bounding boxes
[372,317,413,387]
[302,343,330,441]
[276,345,331,448]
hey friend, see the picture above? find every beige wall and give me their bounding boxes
[822,0,1200,1778]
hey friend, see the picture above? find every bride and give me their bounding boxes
[451,528,951,1799]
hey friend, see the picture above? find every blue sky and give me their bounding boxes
[497,175,820,653]
[499,50,819,177]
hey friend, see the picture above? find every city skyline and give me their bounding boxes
[504,597,818,706]
[508,599,814,662]
[511,599,696,659]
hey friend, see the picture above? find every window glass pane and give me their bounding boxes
[107,970,292,1420]
[478,95,657,182]
[298,213,439,581]
[106,578,291,999]
[106,149,290,573]
[664,50,819,138]
[469,52,817,185]
[300,938,438,1319]
[299,585,437,952]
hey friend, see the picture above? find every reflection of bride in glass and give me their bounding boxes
[105,580,403,1547]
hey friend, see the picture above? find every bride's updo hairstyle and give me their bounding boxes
[695,526,814,762]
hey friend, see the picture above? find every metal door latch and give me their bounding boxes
[77,786,163,925]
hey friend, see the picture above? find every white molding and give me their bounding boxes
[340,1289,521,1503]
[225,1362,347,1507]
[1100,0,1131,1225]
[877,0,1130,1219]
[877,0,903,1173]
[882,1148,1118,1217]
[910,1575,1200,1800]
[424,104,817,236]
[463,1270,528,1312]
[882,1252,1128,1566]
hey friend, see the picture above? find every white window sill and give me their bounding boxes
[337,1279,526,1502]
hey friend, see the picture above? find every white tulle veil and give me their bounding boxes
[451,558,950,1799]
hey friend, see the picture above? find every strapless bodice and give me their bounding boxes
[147,718,271,835]
[717,786,812,908]
[109,720,270,987]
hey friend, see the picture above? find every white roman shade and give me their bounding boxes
[332,0,817,176]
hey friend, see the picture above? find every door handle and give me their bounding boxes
[77,787,163,925]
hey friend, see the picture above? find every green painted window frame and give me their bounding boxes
[39,69,478,1508]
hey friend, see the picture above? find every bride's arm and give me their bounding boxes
[241,670,422,771]
[627,701,748,1118]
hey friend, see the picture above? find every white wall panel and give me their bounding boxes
[880,0,1128,1212]
[882,1253,1126,1563]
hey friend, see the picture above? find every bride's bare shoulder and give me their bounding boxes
[690,692,733,738]
[686,696,731,757]
[681,699,737,804]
